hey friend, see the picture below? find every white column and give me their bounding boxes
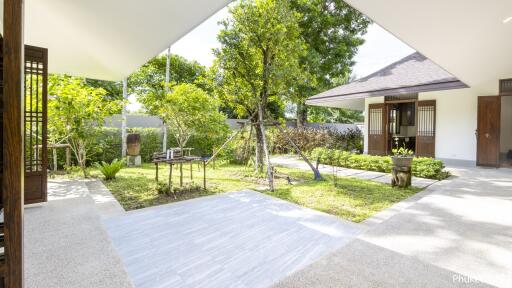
[162,46,171,152]
[121,78,128,158]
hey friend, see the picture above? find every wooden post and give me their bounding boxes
[65,146,71,168]
[3,0,25,286]
[203,161,206,190]
[155,162,159,182]
[179,163,183,187]
[168,163,173,193]
[190,161,193,180]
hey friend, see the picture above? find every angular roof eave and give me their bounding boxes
[308,52,469,105]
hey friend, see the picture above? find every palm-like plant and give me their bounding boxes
[95,159,124,180]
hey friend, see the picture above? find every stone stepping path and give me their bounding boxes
[271,155,438,189]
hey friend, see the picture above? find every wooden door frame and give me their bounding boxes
[476,96,501,167]
[2,0,25,286]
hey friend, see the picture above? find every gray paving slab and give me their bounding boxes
[349,170,386,180]
[25,180,133,288]
[273,166,512,288]
[86,179,126,219]
[274,239,493,288]
[104,190,362,288]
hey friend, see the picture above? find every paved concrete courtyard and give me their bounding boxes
[275,166,512,288]
[24,164,512,288]
[103,190,362,288]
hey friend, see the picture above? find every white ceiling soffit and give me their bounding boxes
[306,98,365,111]
[0,0,230,81]
[344,0,512,94]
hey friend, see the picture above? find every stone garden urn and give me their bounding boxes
[126,133,141,156]
[391,149,413,188]
[126,133,142,166]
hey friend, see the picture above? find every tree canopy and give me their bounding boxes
[129,54,207,115]
[289,0,370,125]
[214,0,306,179]
[158,83,228,150]
[48,74,122,176]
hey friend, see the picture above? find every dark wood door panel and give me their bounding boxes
[477,96,500,167]
[368,103,387,155]
[416,100,436,158]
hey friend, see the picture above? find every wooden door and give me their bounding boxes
[477,96,500,167]
[416,100,436,157]
[368,103,387,155]
[24,45,48,204]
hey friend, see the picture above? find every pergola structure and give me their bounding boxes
[0,0,231,287]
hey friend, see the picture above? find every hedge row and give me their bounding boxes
[50,127,225,169]
[310,147,450,180]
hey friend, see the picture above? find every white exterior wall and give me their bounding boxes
[419,88,478,162]
[363,87,497,164]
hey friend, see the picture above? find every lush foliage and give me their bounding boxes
[392,146,414,157]
[130,54,208,114]
[94,159,124,180]
[214,0,305,174]
[310,147,450,180]
[48,74,122,176]
[288,0,370,125]
[271,127,363,154]
[94,163,419,222]
[158,83,228,150]
[307,106,364,124]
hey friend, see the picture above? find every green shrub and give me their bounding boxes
[271,127,363,154]
[310,147,449,180]
[95,159,124,180]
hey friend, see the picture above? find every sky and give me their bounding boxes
[128,6,415,112]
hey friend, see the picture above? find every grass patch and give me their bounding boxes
[62,162,421,223]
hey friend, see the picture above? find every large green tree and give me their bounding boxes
[48,75,122,176]
[214,0,305,184]
[129,54,207,114]
[289,0,370,125]
[158,83,228,151]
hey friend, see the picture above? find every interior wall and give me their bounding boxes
[500,96,512,154]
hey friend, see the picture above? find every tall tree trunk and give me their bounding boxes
[258,103,274,191]
[296,101,308,127]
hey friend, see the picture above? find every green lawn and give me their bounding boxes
[85,162,420,223]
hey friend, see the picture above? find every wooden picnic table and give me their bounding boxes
[152,151,210,190]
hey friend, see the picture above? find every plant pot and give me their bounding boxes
[391,156,413,168]
[126,133,141,156]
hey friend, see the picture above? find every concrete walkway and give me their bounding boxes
[271,155,438,189]
[274,166,512,288]
[24,179,133,288]
[104,190,362,288]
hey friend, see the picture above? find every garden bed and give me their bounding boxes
[86,162,421,223]
[310,147,450,180]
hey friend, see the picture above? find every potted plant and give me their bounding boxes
[391,146,414,168]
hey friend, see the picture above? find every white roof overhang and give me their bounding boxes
[344,0,512,95]
[0,0,231,81]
